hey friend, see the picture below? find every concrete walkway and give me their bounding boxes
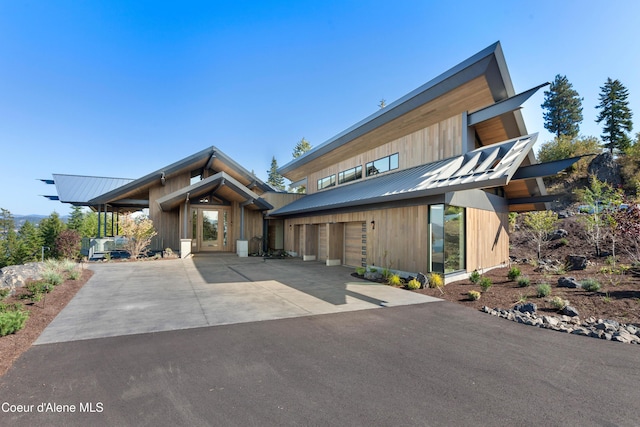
[36,254,438,344]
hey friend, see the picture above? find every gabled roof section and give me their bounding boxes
[278,41,515,177]
[271,134,538,216]
[90,146,271,205]
[46,174,134,206]
[156,172,273,211]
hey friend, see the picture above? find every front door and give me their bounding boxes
[192,208,228,252]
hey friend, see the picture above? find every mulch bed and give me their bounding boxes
[0,269,93,376]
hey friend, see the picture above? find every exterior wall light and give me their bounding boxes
[371,220,375,230]
[161,172,166,186]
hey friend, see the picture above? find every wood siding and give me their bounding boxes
[344,222,366,267]
[465,207,509,272]
[149,172,191,251]
[307,115,462,194]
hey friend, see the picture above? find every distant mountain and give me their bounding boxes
[13,215,70,228]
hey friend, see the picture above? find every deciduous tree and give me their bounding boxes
[522,211,559,260]
[119,214,157,259]
[541,74,583,138]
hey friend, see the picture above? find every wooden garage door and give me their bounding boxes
[317,224,327,261]
[344,222,366,267]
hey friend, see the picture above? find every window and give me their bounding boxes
[317,174,336,190]
[338,165,362,184]
[366,153,399,176]
[429,204,465,274]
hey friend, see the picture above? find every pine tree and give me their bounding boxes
[267,156,285,190]
[292,137,312,159]
[541,75,583,138]
[595,78,633,153]
[15,221,42,263]
[67,206,85,232]
[38,212,65,259]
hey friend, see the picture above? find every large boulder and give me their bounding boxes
[587,152,622,187]
[558,277,582,288]
[514,302,537,314]
[0,262,46,294]
[566,255,588,271]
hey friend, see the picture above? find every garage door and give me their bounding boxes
[344,222,366,267]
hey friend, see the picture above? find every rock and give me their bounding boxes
[416,272,428,289]
[561,306,580,317]
[571,327,590,336]
[566,255,588,271]
[587,152,622,187]
[364,270,383,281]
[557,277,582,288]
[514,302,537,314]
[543,316,560,327]
[548,229,568,241]
[0,262,47,294]
[557,211,571,219]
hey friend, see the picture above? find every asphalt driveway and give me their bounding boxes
[36,254,438,344]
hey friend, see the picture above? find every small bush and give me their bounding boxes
[468,290,481,301]
[41,271,64,286]
[0,288,10,300]
[536,283,552,298]
[0,303,29,336]
[507,267,521,281]
[355,267,366,276]
[43,258,61,273]
[387,274,402,287]
[429,273,444,289]
[479,277,492,292]
[60,259,77,273]
[550,296,568,310]
[67,269,81,280]
[406,279,421,290]
[469,270,481,284]
[382,268,392,279]
[558,238,568,247]
[517,276,531,288]
[581,278,601,292]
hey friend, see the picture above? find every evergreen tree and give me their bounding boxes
[38,212,65,259]
[292,137,312,159]
[267,156,285,190]
[16,221,42,263]
[67,206,85,232]
[541,75,583,138]
[0,208,16,267]
[595,78,633,153]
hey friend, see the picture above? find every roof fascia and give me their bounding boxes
[511,156,583,180]
[278,42,506,176]
[468,83,549,126]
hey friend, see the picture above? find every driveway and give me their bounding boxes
[36,254,438,344]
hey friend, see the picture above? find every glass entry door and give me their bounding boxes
[192,208,228,252]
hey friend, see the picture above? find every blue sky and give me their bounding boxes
[1,1,638,216]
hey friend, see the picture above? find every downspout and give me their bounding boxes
[239,199,253,240]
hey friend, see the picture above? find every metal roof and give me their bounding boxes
[156,172,273,211]
[270,134,538,216]
[47,174,134,205]
[278,41,514,176]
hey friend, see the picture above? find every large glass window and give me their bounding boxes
[430,204,465,274]
[317,174,336,190]
[366,153,399,176]
[338,165,362,184]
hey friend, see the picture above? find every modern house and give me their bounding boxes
[43,41,572,278]
[269,42,574,280]
[42,147,300,257]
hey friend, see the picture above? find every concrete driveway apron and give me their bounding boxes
[36,255,438,344]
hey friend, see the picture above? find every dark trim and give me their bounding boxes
[511,156,584,180]
[467,82,549,126]
[508,195,563,205]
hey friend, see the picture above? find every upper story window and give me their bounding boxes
[338,165,362,185]
[366,153,399,177]
[317,174,336,190]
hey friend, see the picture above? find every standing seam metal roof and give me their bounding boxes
[51,174,134,205]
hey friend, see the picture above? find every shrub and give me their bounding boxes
[581,278,601,292]
[507,266,521,281]
[468,290,481,301]
[469,270,481,284]
[41,271,64,286]
[387,274,403,287]
[517,276,531,288]
[67,269,81,280]
[479,277,492,292]
[355,267,366,276]
[536,283,552,298]
[0,288,10,300]
[406,279,421,290]
[382,268,392,279]
[550,296,568,310]
[0,309,29,336]
[60,259,77,274]
[55,229,82,260]
[558,238,569,246]
[429,273,444,289]
[119,214,158,259]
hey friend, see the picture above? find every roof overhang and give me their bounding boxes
[156,171,273,212]
[271,134,538,217]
